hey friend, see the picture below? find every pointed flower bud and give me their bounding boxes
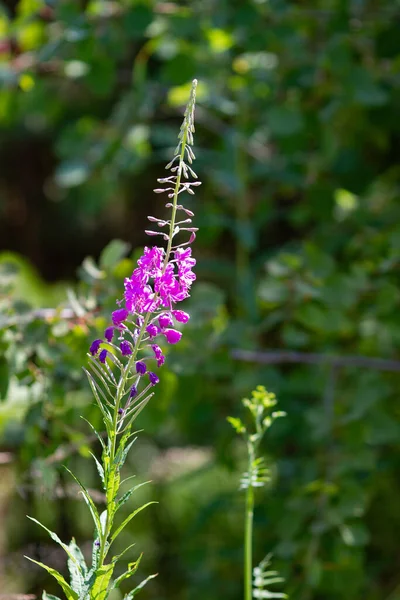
[99,349,108,363]
[146,324,158,339]
[172,310,190,323]
[112,308,128,325]
[104,327,114,342]
[163,328,182,344]
[135,361,147,375]
[90,339,102,356]
[148,372,159,386]
[120,341,132,356]
[158,313,173,328]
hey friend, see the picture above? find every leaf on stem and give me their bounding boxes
[90,451,105,487]
[67,538,88,594]
[25,558,78,600]
[64,468,102,537]
[111,552,143,589]
[91,563,114,600]
[123,573,158,599]
[27,517,81,571]
[116,481,151,512]
[110,502,157,545]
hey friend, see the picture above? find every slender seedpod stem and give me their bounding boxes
[163,79,197,271]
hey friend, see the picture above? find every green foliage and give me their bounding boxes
[0,1,400,599]
[253,554,287,600]
[230,386,287,600]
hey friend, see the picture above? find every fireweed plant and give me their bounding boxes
[228,386,288,600]
[27,80,200,600]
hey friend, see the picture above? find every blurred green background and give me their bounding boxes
[1,1,400,599]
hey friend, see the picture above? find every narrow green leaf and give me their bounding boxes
[111,542,136,566]
[110,502,157,545]
[64,468,102,537]
[87,359,116,398]
[91,563,114,600]
[68,538,87,594]
[91,540,101,571]
[116,437,137,471]
[90,451,105,487]
[120,474,137,487]
[112,552,142,589]
[85,368,114,418]
[81,418,106,450]
[116,482,151,512]
[123,573,158,599]
[25,557,78,600]
[27,517,80,569]
[119,396,152,433]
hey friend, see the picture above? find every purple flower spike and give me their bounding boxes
[112,308,128,325]
[148,372,159,386]
[130,385,138,398]
[120,341,132,356]
[99,349,108,363]
[172,310,190,323]
[158,313,174,328]
[90,339,102,356]
[146,324,158,339]
[136,361,147,375]
[163,328,182,344]
[104,327,114,342]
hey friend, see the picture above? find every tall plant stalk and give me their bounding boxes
[27,80,200,600]
[244,440,255,600]
[228,386,288,600]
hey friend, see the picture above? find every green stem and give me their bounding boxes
[97,94,193,568]
[97,314,150,567]
[163,127,188,270]
[245,440,255,600]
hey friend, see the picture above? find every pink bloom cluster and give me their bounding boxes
[124,246,195,314]
[89,244,196,386]
[89,78,198,398]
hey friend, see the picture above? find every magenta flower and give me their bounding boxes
[88,79,199,405]
[112,308,128,325]
[138,246,164,273]
[148,372,159,386]
[151,344,165,367]
[120,341,132,356]
[146,324,158,338]
[136,361,147,375]
[172,310,190,323]
[158,313,174,328]
[163,329,182,344]
[90,339,102,356]
[104,327,114,342]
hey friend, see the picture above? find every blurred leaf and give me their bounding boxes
[100,239,131,271]
[55,161,90,188]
